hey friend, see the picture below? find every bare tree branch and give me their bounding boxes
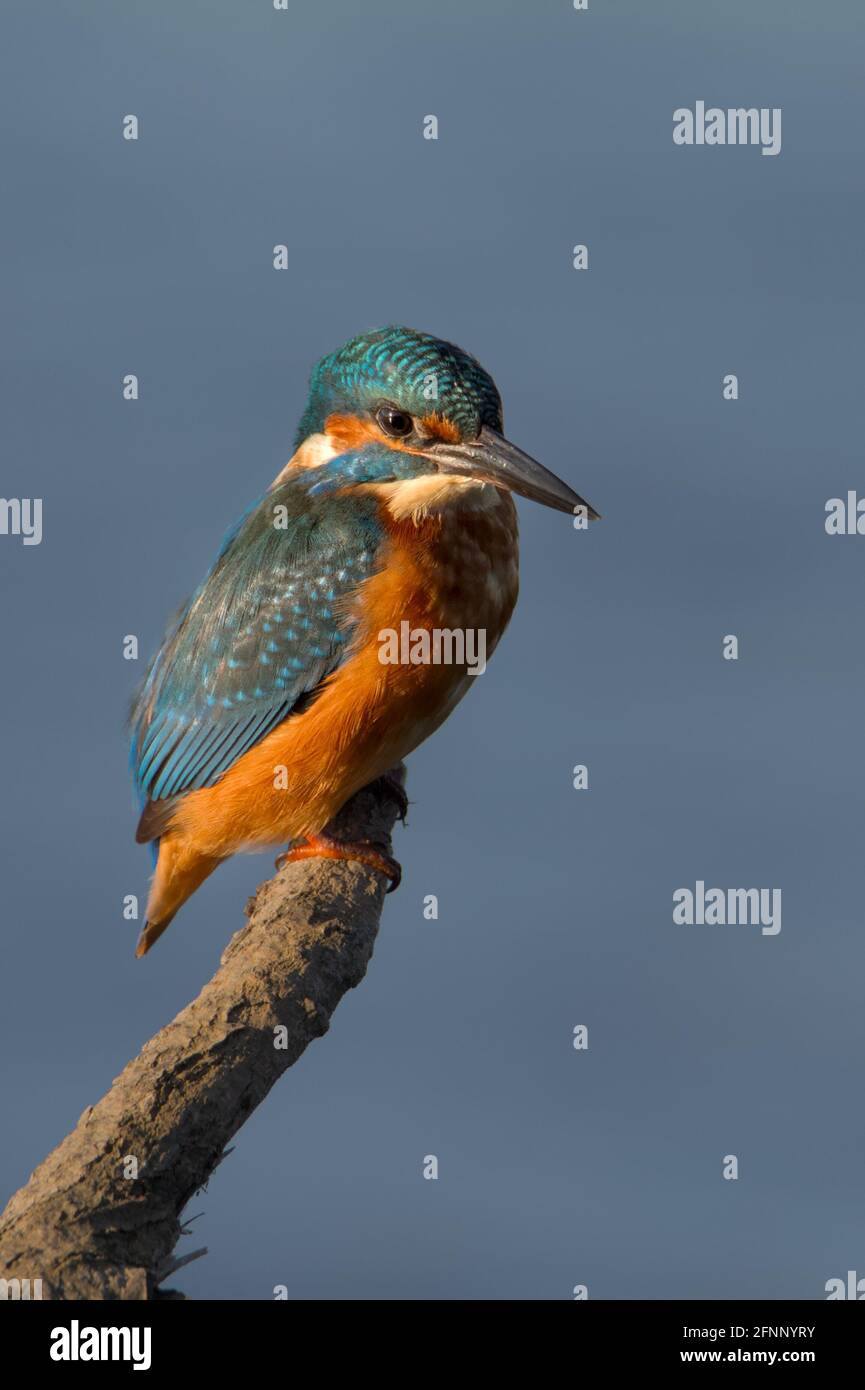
[0,772,406,1300]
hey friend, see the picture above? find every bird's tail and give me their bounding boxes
[136,836,223,957]
[135,911,179,958]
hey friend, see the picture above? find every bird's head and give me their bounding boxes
[291,326,599,521]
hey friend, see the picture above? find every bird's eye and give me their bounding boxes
[376,405,414,439]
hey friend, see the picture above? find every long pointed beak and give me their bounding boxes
[429,425,600,519]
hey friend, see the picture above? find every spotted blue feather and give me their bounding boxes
[130,445,426,824]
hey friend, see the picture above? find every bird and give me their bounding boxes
[130,326,599,955]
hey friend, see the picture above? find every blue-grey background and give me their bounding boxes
[1,0,862,1300]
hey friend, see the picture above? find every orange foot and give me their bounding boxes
[275,834,402,892]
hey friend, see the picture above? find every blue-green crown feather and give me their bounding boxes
[295,325,503,445]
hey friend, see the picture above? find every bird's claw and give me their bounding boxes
[369,771,409,823]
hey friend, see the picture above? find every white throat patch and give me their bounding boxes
[373,475,498,524]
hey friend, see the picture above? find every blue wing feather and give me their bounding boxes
[130,459,392,824]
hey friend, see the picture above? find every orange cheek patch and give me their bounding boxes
[325,412,427,456]
[421,413,461,442]
[325,413,388,452]
[325,411,461,454]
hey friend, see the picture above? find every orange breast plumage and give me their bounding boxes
[170,483,518,857]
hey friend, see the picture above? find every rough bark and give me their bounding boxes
[0,772,405,1301]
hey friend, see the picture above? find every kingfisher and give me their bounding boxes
[130,326,598,956]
